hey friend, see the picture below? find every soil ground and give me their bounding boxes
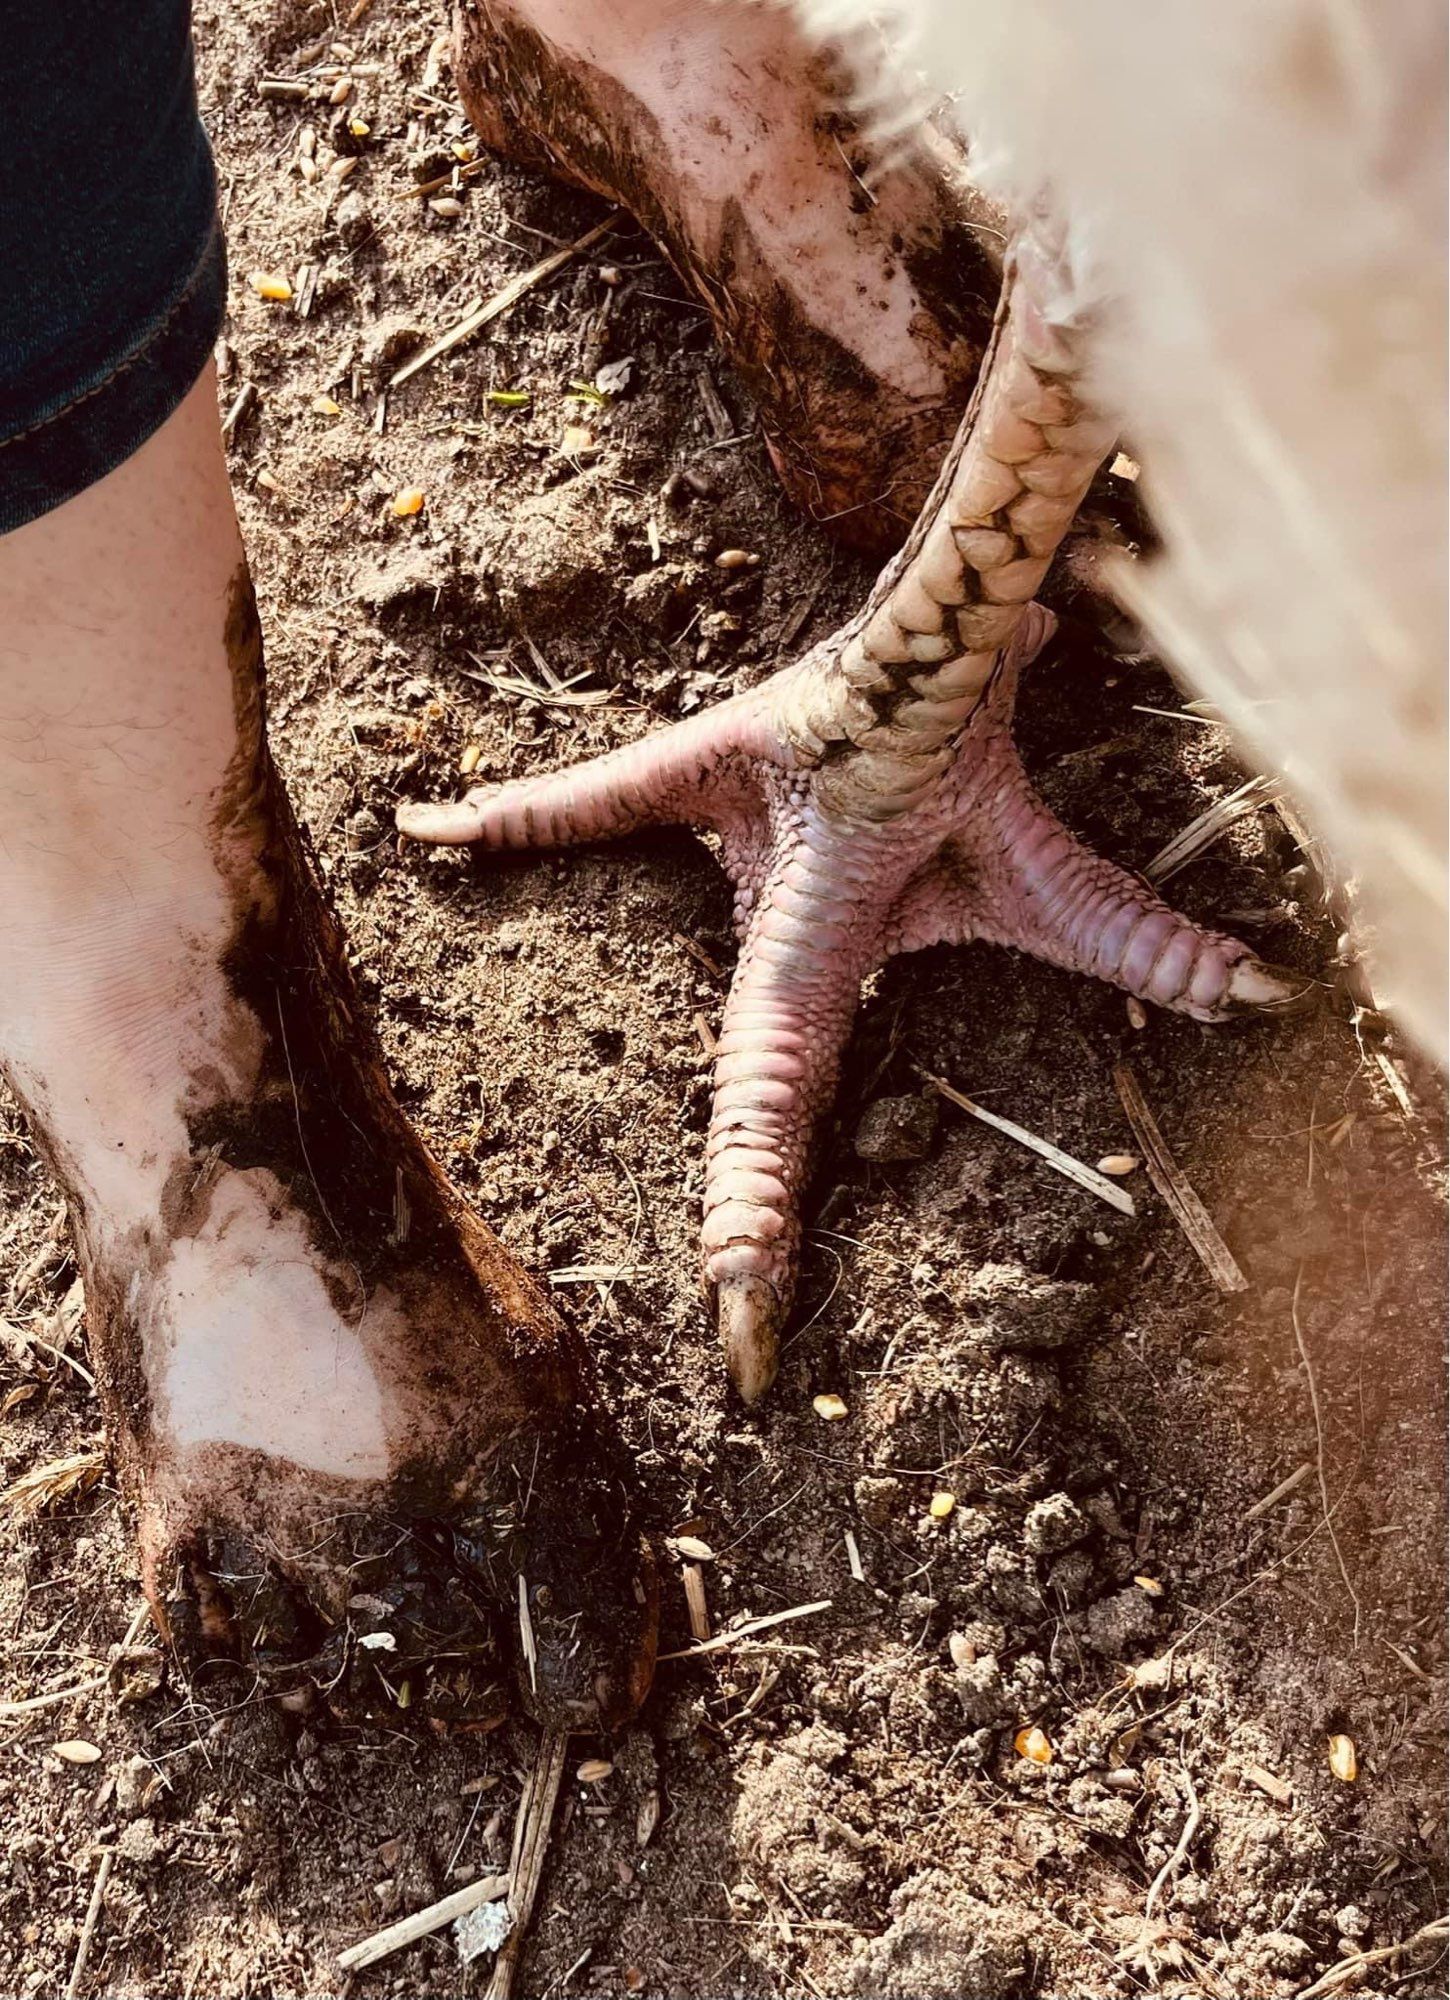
[0,4,1445,1996]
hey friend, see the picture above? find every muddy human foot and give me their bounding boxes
[0,375,656,1730]
[451,0,1003,552]
[401,227,1317,1402]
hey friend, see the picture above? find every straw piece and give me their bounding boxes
[920,1071,1135,1216]
[1113,1064,1247,1292]
[390,215,618,388]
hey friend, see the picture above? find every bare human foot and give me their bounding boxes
[0,372,656,1730]
[401,226,1317,1402]
[452,0,1004,552]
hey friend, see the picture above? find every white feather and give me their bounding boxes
[800,0,1448,1052]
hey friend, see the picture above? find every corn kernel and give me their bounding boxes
[812,1393,849,1422]
[250,271,293,302]
[1328,1734,1357,1782]
[929,1491,956,1521]
[1014,1726,1052,1765]
[391,488,425,518]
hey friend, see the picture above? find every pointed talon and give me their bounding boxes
[717,1276,784,1405]
[1222,958,1322,1016]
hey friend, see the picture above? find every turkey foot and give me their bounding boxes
[401,233,1314,1402]
[0,376,657,1731]
[452,0,1001,551]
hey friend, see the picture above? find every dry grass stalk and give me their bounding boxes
[920,1069,1135,1217]
[1294,1916,1449,1999]
[1143,1763,1202,1921]
[1,1445,104,1518]
[656,1598,832,1663]
[1112,1065,1247,1292]
[516,1575,537,1697]
[1144,773,1283,885]
[486,1729,569,2000]
[460,648,611,712]
[1241,1462,1312,1522]
[336,1872,510,1972]
[1291,1269,1362,1644]
[390,214,619,389]
[65,1850,114,2000]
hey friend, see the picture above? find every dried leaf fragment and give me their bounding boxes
[635,1788,660,1847]
[1014,1726,1052,1765]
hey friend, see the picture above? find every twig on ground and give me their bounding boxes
[1291,1267,1362,1645]
[1294,1916,1449,1998]
[919,1070,1135,1216]
[682,1564,711,1644]
[390,215,619,389]
[1113,1064,1247,1292]
[336,1873,510,1972]
[486,1728,569,2000]
[656,1599,832,1662]
[1144,774,1283,885]
[1143,1762,1201,1921]
[1241,1462,1312,1522]
[65,1849,114,2000]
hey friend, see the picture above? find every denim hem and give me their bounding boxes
[0,217,227,536]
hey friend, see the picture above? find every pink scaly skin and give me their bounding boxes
[400,233,1314,1402]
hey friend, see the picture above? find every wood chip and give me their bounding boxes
[682,1564,711,1644]
[1144,774,1283,885]
[1241,1762,1294,1804]
[655,1599,832,1663]
[486,1730,569,2000]
[390,214,619,389]
[1241,1462,1312,1522]
[921,1069,1135,1216]
[337,1873,510,1972]
[1112,1064,1247,1292]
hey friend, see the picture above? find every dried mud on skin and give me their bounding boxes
[0,2,1445,1995]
